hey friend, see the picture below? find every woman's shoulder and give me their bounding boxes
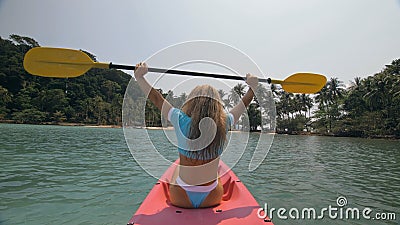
[169,108,191,123]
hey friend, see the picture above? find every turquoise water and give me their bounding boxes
[0,124,399,225]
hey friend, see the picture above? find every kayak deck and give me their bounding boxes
[128,160,273,225]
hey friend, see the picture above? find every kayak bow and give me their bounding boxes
[128,160,273,225]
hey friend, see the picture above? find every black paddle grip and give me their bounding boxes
[109,63,269,83]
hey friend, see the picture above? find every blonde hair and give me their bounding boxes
[181,85,227,160]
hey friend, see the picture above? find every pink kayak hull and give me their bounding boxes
[128,160,273,225]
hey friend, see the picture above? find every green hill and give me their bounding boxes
[0,35,134,125]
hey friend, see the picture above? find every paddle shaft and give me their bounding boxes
[109,63,271,83]
[23,47,326,92]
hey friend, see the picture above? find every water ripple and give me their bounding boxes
[1,124,399,225]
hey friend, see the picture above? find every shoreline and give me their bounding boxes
[0,120,123,128]
[276,131,400,140]
[1,121,399,139]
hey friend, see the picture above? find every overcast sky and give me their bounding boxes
[1,0,399,90]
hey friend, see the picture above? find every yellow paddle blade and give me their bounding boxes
[273,73,327,94]
[23,47,108,78]
[23,47,327,94]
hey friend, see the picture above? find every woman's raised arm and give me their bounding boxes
[229,73,258,124]
[134,62,173,119]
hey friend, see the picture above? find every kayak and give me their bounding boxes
[127,160,273,225]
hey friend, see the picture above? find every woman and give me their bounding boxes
[134,62,258,208]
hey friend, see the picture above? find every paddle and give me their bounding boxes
[23,47,327,94]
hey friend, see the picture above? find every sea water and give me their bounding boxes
[0,124,399,225]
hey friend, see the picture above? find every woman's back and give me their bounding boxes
[133,62,258,208]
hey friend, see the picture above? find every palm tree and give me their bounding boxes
[218,89,226,99]
[315,85,329,106]
[314,77,345,132]
[229,83,246,105]
[229,84,246,130]
[349,77,362,92]
[299,94,313,118]
[363,76,388,111]
[384,59,400,76]
[293,94,303,117]
[344,77,367,118]
[248,102,261,131]
[328,77,345,103]
[278,91,293,120]
[393,77,400,99]
[218,89,232,110]
[314,85,329,132]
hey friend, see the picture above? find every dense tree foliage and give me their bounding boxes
[0,35,131,125]
[339,61,400,137]
[275,59,400,138]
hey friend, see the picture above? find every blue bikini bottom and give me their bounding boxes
[176,176,218,208]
